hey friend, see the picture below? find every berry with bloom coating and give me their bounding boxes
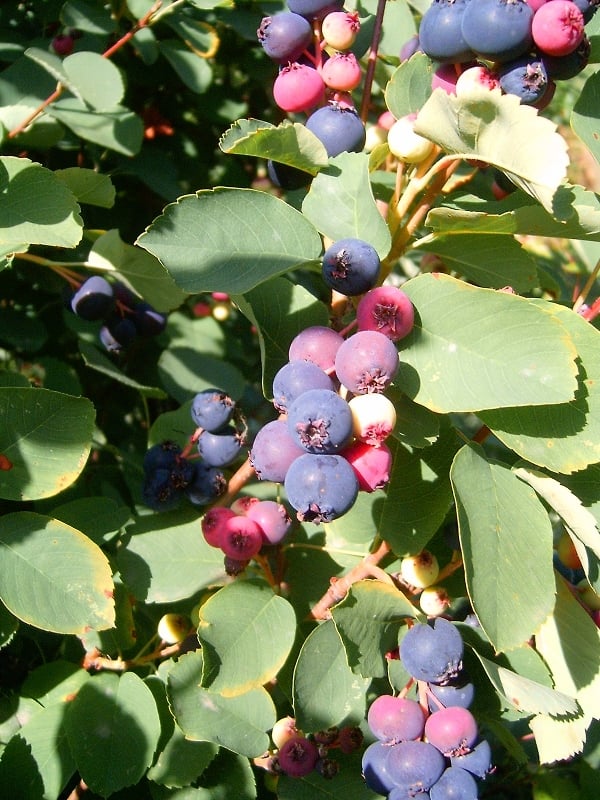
[321,52,362,92]
[322,238,381,296]
[387,115,435,164]
[306,102,366,157]
[273,63,325,113]
[499,55,548,104]
[287,0,344,20]
[284,452,359,522]
[246,499,292,544]
[424,706,479,756]
[461,0,534,62]
[361,741,397,795]
[277,735,319,777]
[249,419,305,483]
[367,694,426,743]
[451,738,493,778]
[430,766,479,800]
[288,325,344,370]
[335,330,399,394]
[399,617,464,684]
[71,275,114,321]
[419,0,474,63]
[356,285,415,341]
[287,388,353,454]
[191,389,235,432]
[348,392,396,445]
[257,12,313,63]
[385,740,446,794]
[272,360,335,413]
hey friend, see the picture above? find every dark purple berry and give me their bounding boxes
[257,12,313,63]
[71,276,114,321]
[385,740,446,794]
[361,741,396,795]
[286,0,344,20]
[284,452,359,522]
[133,302,167,337]
[322,238,381,296]
[143,441,182,473]
[267,160,311,190]
[451,738,493,778]
[185,464,227,506]
[277,736,319,777]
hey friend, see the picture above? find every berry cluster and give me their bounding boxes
[399,550,451,617]
[67,275,166,353]
[268,716,364,780]
[418,0,597,107]
[249,238,416,523]
[257,2,366,184]
[200,495,292,574]
[142,389,247,512]
[362,618,492,799]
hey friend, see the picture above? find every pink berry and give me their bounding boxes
[342,440,392,492]
[377,110,396,130]
[201,507,236,548]
[532,0,584,56]
[288,325,344,371]
[220,515,263,560]
[431,63,461,95]
[321,11,361,50]
[273,63,325,113]
[424,706,479,757]
[246,499,292,545]
[321,52,362,91]
[356,285,415,341]
[348,393,397,446]
[52,34,74,56]
[526,0,547,9]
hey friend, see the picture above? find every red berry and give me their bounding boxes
[52,34,74,56]
[342,440,392,492]
[356,285,415,341]
[201,506,236,548]
[220,515,263,560]
[277,735,319,777]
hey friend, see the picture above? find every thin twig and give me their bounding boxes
[359,0,387,123]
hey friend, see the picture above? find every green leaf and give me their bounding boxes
[80,578,137,655]
[0,156,82,248]
[63,52,125,109]
[529,714,590,765]
[292,619,370,731]
[0,512,115,634]
[536,574,600,724]
[219,119,328,174]
[157,349,245,404]
[65,672,161,796]
[473,653,579,718]
[79,340,167,398]
[480,304,600,473]
[0,703,75,799]
[54,168,115,208]
[331,580,420,679]
[234,277,330,398]
[147,723,218,788]
[23,47,82,101]
[278,749,379,799]
[167,650,275,757]
[387,386,441,448]
[159,40,213,94]
[451,444,556,652]
[87,228,188,312]
[21,661,90,708]
[0,387,95,501]
[0,306,47,352]
[0,104,65,149]
[413,232,539,292]
[60,0,117,34]
[513,466,600,584]
[426,184,600,242]
[51,496,131,546]
[384,53,433,120]
[149,748,257,799]
[136,187,323,294]
[376,423,459,555]
[572,69,600,170]
[414,88,569,212]
[197,580,296,696]
[399,273,578,412]
[301,152,391,259]
[49,98,143,156]
[0,599,19,649]
[117,508,226,603]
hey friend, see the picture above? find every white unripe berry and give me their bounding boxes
[387,115,435,164]
[419,586,451,617]
[400,550,440,589]
[157,613,190,644]
[272,716,302,748]
[348,393,396,446]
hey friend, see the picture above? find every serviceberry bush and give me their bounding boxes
[1,0,600,798]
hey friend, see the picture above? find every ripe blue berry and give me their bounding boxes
[191,389,235,432]
[185,464,226,506]
[399,618,464,685]
[286,388,353,454]
[499,55,548,104]
[272,360,335,413]
[429,766,479,800]
[287,0,344,20]
[451,738,493,778]
[306,102,366,158]
[267,160,311,190]
[196,427,243,468]
[419,0,475,63]
[133,302,167,337]
[257,12,313,63]
[428,681,475,711]
[284,452,359,522]
[385,740,446,794]
[461,0,534,62]
[361,741,397,795]
[322,238,381,296]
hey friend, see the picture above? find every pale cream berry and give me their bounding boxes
[400,550,440,589]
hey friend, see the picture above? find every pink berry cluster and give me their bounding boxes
[201,495,292,574]
[363,619,492,798]
[266,716,363,781]
[249,283,414,523]
[417,0,596,109]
